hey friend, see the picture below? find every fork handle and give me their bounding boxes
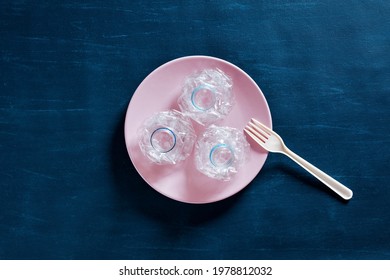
[282,147,353,200]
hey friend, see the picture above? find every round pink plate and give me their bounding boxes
[124,56,272,204]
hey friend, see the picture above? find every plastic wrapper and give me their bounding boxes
[138,110,196,165]
[178,68,234,125]
[194,125,250,181]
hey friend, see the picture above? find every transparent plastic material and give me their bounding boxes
[194,125,250,181]
[138,110,196,165]
[178,68,234,125]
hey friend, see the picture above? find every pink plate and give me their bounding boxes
[124,56,272,204]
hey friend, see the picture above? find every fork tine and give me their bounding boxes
[251,118,272,135]
[244,128,266,147]
[245,125,267,142]
[248,121,269,140]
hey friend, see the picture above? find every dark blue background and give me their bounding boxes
[1,0,389,259]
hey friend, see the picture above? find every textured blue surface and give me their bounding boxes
[1,0,389,259]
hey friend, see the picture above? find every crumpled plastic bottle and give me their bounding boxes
[194,125,250,180]
[138,110,196,164]
[178,68,234,125]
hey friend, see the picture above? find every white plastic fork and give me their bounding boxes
[244,118,353,200]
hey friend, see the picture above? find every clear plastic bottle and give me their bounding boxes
[194,125,250,180]
[138,110,196,164]
[178,68,234,125]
